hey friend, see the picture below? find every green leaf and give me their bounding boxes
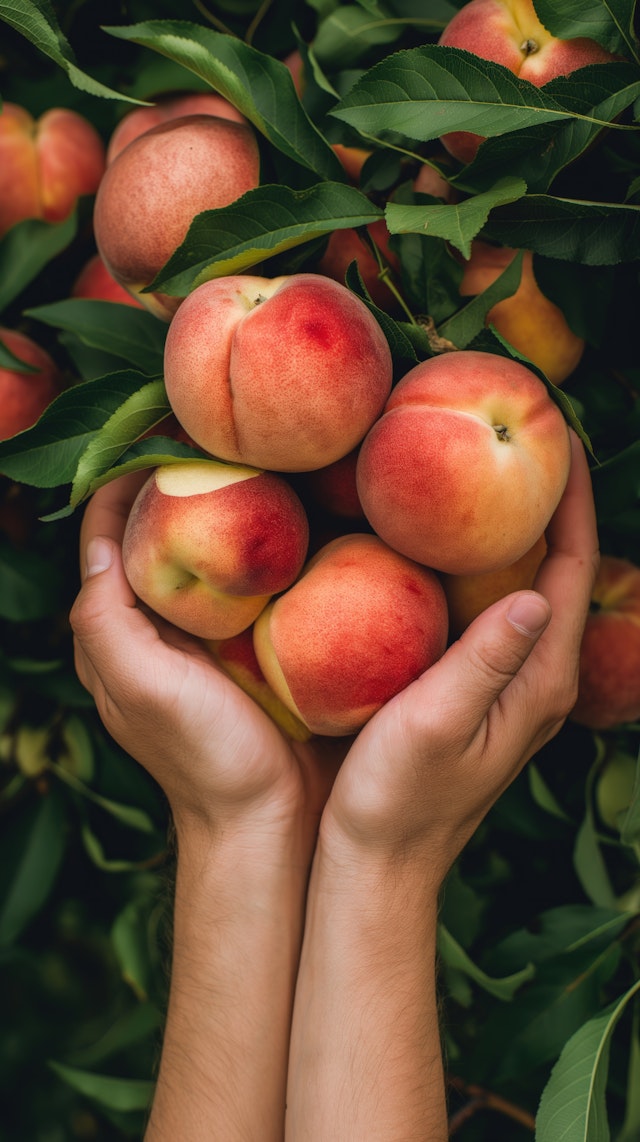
[528,762,574,823]
[151,182,383,294]
[312,4,404,69]
[386,175,527,260]
[438,249,525,348]
[26,301,167,375]
[0,0,143,100]
[620,747,640,846]
[0,540,63,620]
[438,923,536,1000]
[50,761,156,833]
[104,20,344,181]
[0,370,163,488]
[0,213,77,313]
[618,1002,640,1142]
[0,338,39,373]
[533,0,640,62]
[111,897,158,1000]
[330,46,619,147]
[0,788,67,945]
[481,194,640,264]
[535,979,640,1142]
[574,754,618,909]
[80,823,151,873]
[67,1002,162,1069]
[48,1061,154,1112]
[592,441,640,522]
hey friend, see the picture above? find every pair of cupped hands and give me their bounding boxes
[70,432,598,883]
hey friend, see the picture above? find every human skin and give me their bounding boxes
[163,273,393,471]
[356,349,571,575]
[121,460,309,640]
[106,92,247,163]
[438,0,616,163]
[0,328,63,440]
[93,115,260,319]
[69,432,597,1140]
[459,240,585,385]
[570,554,640,730]
[0,103,105,238]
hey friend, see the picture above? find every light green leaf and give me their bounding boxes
[437,248,525,349]
[535,979,640,1141]
[574,754,618,909]
[105,20,344,181]
[151,182,383,294]
[528,762,574,823]
[48,1061,154,1112]
[0,0,141,100]
[620,747,640,846]
[438,923,536,1000]
[386,176,527,259]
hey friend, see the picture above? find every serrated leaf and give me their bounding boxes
[482,193,640,264]
[0,213,77,313]
[0,0,142,101]
[151,182,383,294]
[69,380,171,508]
[438,923,536,1000]
[535,979,640,1142]
[386,176,527,259]
[533,0,640,63]
[0,370,163,488]
[26,300,166,375]
[48,1061,154,1112]
[104,20,344,181]
[330,46,623,147]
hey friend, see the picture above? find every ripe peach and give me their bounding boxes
[71,253,144,307]
[570,555,640,730]
[106,92,247,163]
[441,533,547,637]
[300,448,365,521]
[93,114,260,320]
[163,272,393,472]
[356,349,571,575]
[121,460,309,639]
[331,142,373,183]
[437,0,616,163]
[206,628,311,741]
[316,219,401,311]
[253,532,449,736]
[0,103,105,238]
[0,328,63,440]
[458,241,584,384]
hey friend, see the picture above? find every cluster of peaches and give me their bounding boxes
[1,0,639,738]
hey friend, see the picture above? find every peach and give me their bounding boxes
[71,253,144,307]
[121,460,309,639]
[253,532,449,736]
[331,142,373,183]
[299,448,365,521]
[316,219,401,311]
[93,114,260,320]
[459,240,584,384]
[437,0,616,163]
[163,272,393,472]
[356,349,571,575]
[441,532,547,637]
[0,328,63,440]
[0,103,105,238]
[570,555,640,730]
[206,628,311,741]
[106,91,247,163]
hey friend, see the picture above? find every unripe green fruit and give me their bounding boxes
[595,752,637,830]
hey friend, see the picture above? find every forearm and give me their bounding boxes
[286,838,448,1142]
[145,818,311,1142]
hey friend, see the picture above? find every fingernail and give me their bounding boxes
[507,593,550,637]
[85,537,113,578]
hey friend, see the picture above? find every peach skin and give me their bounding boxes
[163,272,393,472]
[253,532,449,736]
[121,460,309,640]
[0,328,63,440]
[106,92,247,163]
[441,533,547,637]
[356,349,571,576]
[72,254,145,307]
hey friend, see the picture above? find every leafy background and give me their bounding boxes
[0,0,638,1138]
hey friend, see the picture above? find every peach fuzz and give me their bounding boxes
[106,92,247,163]
[163,272,393,472]
[72,254,144,307]
[0,103,105,239]
[316,219,401,311]
[253,532,449,736]
[570,555,640,731]
[121,460,309,640]
[459,241,584,385]
[437,0,616,163]
[441,532,547,637]
[93,114,260,320]
[0,328,63,440]
[356,350,571,576]
[205,628,311,741]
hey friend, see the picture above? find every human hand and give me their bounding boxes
[69,472,343,848]
[317,430,599,886]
